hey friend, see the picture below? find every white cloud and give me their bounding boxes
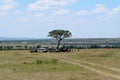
[0,12,7,16]
[17,16,32,22]
[0,0,17,11]
[0,0,17,16]
[92,4,107,14]
[76,10,89,15]
[69,0,77,3]
[52,9,69,16]
[33,13,45,17]
[12,10,23,15]
[28,0,77,11]
[110,6,120,15]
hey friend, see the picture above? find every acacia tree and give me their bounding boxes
[48,30,72,50]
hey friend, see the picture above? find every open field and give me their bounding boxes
[0,49,120,80]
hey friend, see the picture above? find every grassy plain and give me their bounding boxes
[0,49,120,80]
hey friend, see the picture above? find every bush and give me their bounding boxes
[36,60,42,64]
[36,58,58,64]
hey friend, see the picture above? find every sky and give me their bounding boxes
[0,0,120,38]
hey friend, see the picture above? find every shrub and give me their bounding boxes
[36,60,42,64]
[36,58,58,64]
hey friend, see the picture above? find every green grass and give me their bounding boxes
[0,49,120,80]
[23,58,58,65]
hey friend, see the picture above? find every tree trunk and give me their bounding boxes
[57,40,61,50]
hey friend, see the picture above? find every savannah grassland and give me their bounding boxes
[0,49,120,80]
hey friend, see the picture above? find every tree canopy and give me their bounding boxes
[48,30,72,50]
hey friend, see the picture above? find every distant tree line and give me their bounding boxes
[0,44,120,51]
[67,44,120,49]
[0,46,36,50]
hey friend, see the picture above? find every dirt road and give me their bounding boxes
[59,57,120,80]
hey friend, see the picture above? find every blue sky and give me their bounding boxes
[0,0,120,38]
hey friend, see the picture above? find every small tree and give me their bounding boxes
[48,30,72,50]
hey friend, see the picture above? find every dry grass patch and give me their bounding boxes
[0,49,120,80]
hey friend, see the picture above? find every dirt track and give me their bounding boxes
[59,57,120,80]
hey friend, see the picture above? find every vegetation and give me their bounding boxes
[48,30,72,50]
[0,49,120,80]
[0,38,120,50]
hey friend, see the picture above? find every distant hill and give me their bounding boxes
[0,37,34,41]
[0,37,120,46]
[0,38,120,49]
